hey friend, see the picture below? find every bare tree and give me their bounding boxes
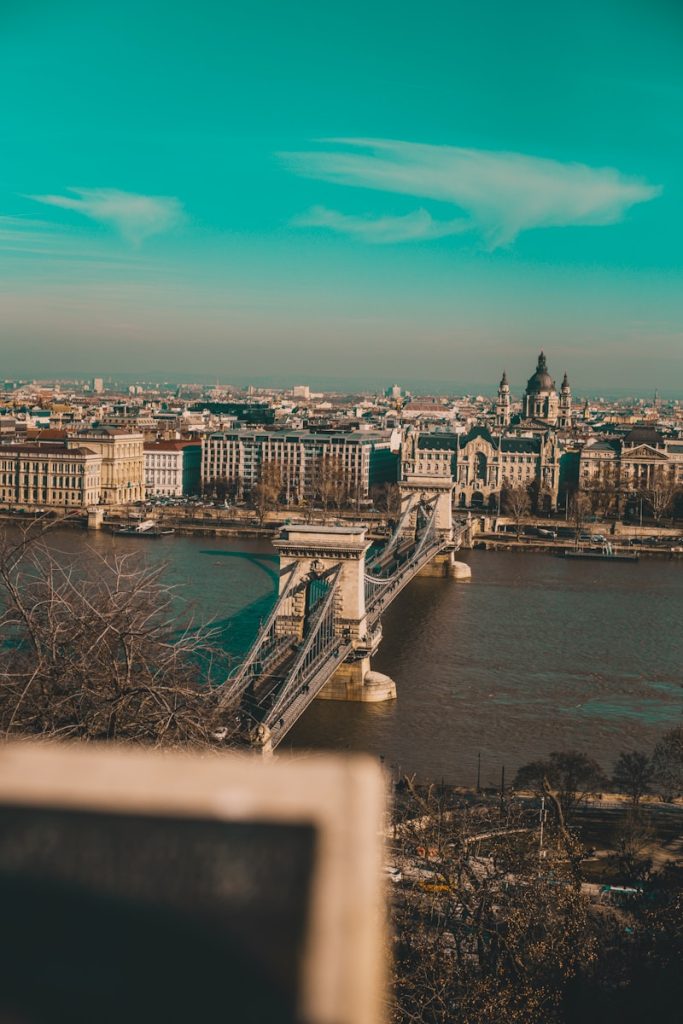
[611,808,654,881]
[569,492,592,547]
[316,455,348,510]
[252,459,282,523]
[203,475,225,501]
[389,781,595,1024]
[650,726,683,802]
[639,469,679,523]
[514,750,606,823]
[501,481,531,538]
[0,523,236,747]
[371,482,402,517]
[584,462,619,520]
[612,751,654,806]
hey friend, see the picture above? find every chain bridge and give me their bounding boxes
[218,461,472,754]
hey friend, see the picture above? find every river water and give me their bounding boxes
[26,529,683,784]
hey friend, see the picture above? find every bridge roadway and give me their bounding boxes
[220,504,464,753]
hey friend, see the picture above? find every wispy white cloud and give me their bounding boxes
[282,138,661,247]
[25,188,185,244]
[0,215,152,276]
[292,205,469,243]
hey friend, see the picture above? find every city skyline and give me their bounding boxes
[2,1,682,390]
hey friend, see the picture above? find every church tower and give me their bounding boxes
[558,372,572,429]
[495,371,511,429]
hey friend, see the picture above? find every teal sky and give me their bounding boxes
[1,0,682,393]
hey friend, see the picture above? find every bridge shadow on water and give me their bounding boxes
[197,549,279,579]
[170,551,280,682]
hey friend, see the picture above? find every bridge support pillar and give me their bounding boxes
[418,551,472,580]
[87,507,105,531]
[317,656,397,702]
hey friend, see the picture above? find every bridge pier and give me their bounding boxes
[317,656,397,702]
[87,507,105,531]
[418,551,472,580]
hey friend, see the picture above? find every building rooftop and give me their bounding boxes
[144,440,201,451]
[0,442,97,456]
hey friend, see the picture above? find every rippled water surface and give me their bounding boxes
[36,530,683,783]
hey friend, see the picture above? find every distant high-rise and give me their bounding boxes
[92,377,104,394]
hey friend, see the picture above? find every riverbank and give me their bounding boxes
[473,535,683,558]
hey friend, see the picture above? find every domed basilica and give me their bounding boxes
[496,351,572,431]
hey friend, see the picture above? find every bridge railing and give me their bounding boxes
[365,497,417,573]
[217,562,298,709]
[364,498,445,615]
[262,565,343,732]
[268,640,354,750]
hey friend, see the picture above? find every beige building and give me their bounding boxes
[69,428,144,504]
[580,427,683,504]
[404,426,561,511]
[0,442,101,509]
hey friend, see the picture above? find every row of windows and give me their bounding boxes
[0,490,92,503]
[0,460,89,472]
[146,454,182,466]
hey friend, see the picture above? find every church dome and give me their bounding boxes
[526,351,554,393]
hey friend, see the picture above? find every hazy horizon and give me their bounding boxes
[6,367,679,403]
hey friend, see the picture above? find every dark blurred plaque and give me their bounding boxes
[0,744,385,1024]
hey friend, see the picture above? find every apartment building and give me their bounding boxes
[201,429,399,502]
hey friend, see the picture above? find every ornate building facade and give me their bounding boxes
[580,427,683,506]
[0,442,102,509]
[69,428,145,504]
[401,353,572,512]
[404,425,561,511]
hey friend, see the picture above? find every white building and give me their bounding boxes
[144,441,202,497]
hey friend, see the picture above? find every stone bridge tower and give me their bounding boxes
[272,524,396,702]
[399,432,471,579]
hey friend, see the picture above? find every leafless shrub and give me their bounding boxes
[388,780,596,1024]
[0,523,237,748]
